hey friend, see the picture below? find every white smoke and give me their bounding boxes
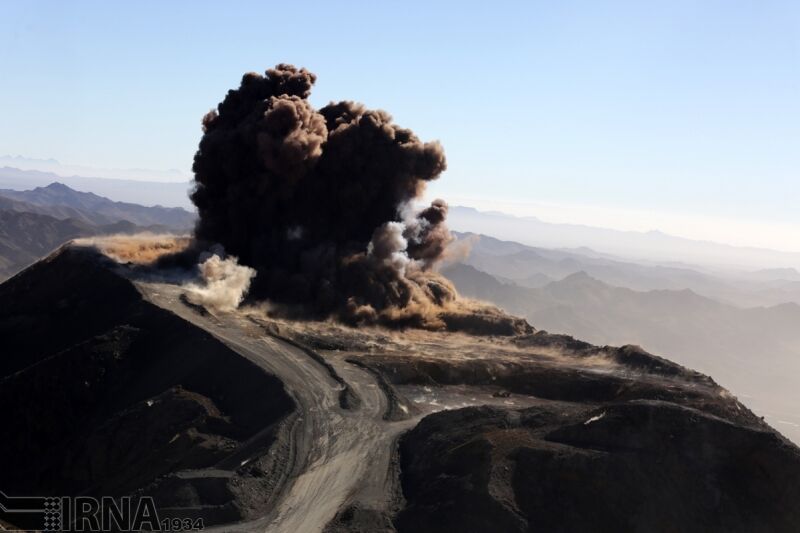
[367,221,412,276]
[184,249,256,312]
[398,201,428,243]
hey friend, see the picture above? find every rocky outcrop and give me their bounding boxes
[396,394,800,532]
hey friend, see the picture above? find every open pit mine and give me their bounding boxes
[0,239,798,532]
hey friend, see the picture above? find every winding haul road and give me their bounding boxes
[136,281,415,533]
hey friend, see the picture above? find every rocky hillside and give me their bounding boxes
[0,184,193,280]
[0,182,195,228]
[397,401,800,533]
[1,242,799,532]
[271,303,800,532]
[442,260,800,445]
[0,246,294,526]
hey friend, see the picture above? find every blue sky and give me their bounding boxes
[1,1,799,249]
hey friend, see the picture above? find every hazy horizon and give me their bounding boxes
[2,1,798,251]
[5,158,800,262]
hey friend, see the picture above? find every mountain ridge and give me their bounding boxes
[0,166,193,208]
[0,184,189,281]
[442,259,800,444]
[0,182,195,228]
[449,205,800,270]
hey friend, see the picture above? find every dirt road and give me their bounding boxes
[137,282,413,533]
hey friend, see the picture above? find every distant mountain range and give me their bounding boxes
[4,161,799,271]
[0,166,193,209]
[0,182,195,228]
[441,234,800,444]
[455,231,800,308]
[0,154,190,183]
[447,206,800,271]
[0,183,195,280]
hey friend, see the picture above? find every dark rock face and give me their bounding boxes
[396,402,800,533]
[0,247,293,523]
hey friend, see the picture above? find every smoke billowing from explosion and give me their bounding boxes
[185,249,256,312]
[191,64,530,334]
